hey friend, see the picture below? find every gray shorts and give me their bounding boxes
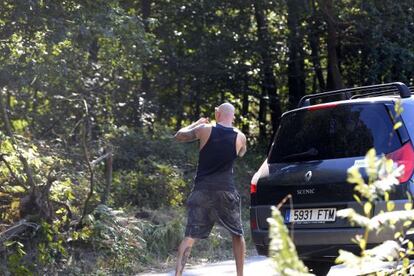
[185,190,244,239]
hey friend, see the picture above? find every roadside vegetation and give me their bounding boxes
[0,124,259,274]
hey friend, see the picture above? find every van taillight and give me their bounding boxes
[250,217,258,230]
[250,160,268,195]
[250,183,257,194]
[307,103,338,111]
[386,142,414,183]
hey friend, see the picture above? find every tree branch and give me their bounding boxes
[90,151,112,167]
[0,88,37,191]
[44,167,58,219]
[0,219,39,250]
[0,154,28,191]
[51,199,72,228]
[78,116,95,228]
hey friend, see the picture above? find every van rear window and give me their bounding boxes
[268,104,402,163]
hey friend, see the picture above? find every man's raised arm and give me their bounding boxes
[236,131,247,157]
[174,117,209,142]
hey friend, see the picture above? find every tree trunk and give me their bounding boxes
[308,0,326,92]
[78,117,95,228]
[287,0,306,108]
[194,93,200,120]
[220,90,225,104]
[253,0,282,138]
[88,38,99,63]
[175,77,183,130]
[258,88,267,139]
[140,0,151,94]
[319,0,344,90]
[242,74,249,135]
[100,146,113,205]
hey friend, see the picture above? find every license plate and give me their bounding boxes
[285,208,336,223]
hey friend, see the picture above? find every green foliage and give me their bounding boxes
[0,0,150,139]
[0,133,69,220]
[140,208,243,265]
[191,229,235,262]
[113,163,186,209]
[5,241,32,276]
[335,101,414,274]
[109,126,196,209]
[142,210,185,260]
[337,149,414,274]
[340,0,414,84]
[35,220,68,271]
[80,205,146,274]
[267,206,312,276]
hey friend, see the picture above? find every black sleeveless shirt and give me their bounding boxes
[193,124,238,191]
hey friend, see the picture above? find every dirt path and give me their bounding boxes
[137,255,275,275]
[137,255,406,275]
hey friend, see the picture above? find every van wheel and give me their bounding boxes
[255,245,268,256]
[303,260,332,276]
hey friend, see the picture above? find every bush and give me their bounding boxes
[336,149,414,274]
[109,126,196,209]
[112,159,187,208]
[59,205,147,275]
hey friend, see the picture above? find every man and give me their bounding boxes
[174,102,247,276]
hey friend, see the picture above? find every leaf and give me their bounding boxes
[337,208,370,227]
[10,199,20,210]
[386,201,395,212]
[364,202,373,215]
[359,239,367,250]
[347,166,365,186]
[11,119,29,133]
[353,194,361,204]
[365,240,400,260]
[394,121,403,130]
[403,257,410,268]
[335,249,360,265]
[408,241,413,250]
[4,241,16,247]
[365,148,378,179]
[384,191,390,202]
[2,186,26,193]
[369,210,414,230]
[17,246,26,256]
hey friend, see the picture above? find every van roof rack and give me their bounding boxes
[297,82,411,108]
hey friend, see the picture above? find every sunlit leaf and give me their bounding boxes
[394,121,402,130]
[386,201,395,212]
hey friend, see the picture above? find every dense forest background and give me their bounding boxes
[0,0,413,274]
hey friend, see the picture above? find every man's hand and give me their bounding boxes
[174,117,209,142]
[196,117,209,125]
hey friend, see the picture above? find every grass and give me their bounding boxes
[136,206,256,273]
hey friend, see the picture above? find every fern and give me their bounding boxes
[267,206,313,276]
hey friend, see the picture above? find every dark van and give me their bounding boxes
[250,82,414,274]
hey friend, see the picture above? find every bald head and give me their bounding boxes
[217,103,235,115]
[215,102,235,125]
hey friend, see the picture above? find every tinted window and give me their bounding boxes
[268,104,402,163]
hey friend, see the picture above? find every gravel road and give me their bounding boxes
[138,255,275,276]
